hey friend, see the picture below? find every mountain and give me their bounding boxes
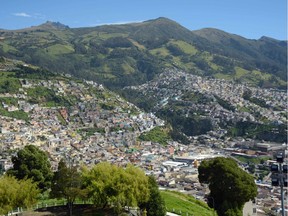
[193,28,287,80]
[32,21,70,30]
[0,17,286,90]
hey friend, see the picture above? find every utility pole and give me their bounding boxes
[270,151,287,216]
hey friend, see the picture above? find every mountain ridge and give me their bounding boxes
[2,17,284,41]
[0,17,286,90]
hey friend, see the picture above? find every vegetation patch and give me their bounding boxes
[233,155,271,165]
[0,97,18,106]
[150,47,170,56]
[169,40,198,55]
[228,121,287,143]
[46,44,74,55]
[161,190,215,216]
[27,86,71,107]
[138,126,172,145]
[214,73,232,80]
[0,107,29,121]
[0,78,21,94]
[77,127,105,138]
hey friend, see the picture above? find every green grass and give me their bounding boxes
[138,126,171,145]
[0,97,18,106]
[91,32,128,40]
[161,190,216,216]
[233,155,271,165]
[214,73,232,80]
[0,42,18,53]
[235,66,249,78]
[27,191,215,216]
[26,86,73,107]
[46,44,74,55]
[129,39,146,50]
[122,62,135,74]
[234,67,274,86]
[0,77,21,94]
[0,107,29,121]
[169,40,198,55]
[237,106,251,113]
[150,47,170,56]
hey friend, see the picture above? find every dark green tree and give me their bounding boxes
[198,157,257,216]
[140,175,166,216]
[0,163,4,176]
[7,145,53,191]
[50,159,86,216]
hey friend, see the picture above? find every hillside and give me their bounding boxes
[123,68,287,144]
[0,57,164,168]
[161,190,216,216]
[0,17,286,90]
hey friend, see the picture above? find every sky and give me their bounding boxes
[1,0,287,40]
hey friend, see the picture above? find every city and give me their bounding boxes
[0,63,287,215]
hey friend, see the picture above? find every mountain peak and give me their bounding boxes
[259,36,281,42]
[131,17,195,44]
[144,17,178,25]
[37,21,70,30]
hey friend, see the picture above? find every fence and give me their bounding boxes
[7,200,88,215]
[7,203,209,216]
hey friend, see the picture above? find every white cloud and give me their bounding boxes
[13,12,32,18]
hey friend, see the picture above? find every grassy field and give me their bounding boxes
[46,44,74,55]
[169,40,198,55]
[161,190,216,216]
[150,47,170,56]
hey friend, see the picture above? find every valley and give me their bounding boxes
[0,16,287,215]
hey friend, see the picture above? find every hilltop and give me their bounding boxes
[0,17,286,90]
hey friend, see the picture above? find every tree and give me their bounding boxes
[0,163,4,176]
[123,164,150,208]
[198,157,257,216]
[7,145,53,191]
[0,175,40,215]
[50,159,86,216]
[140,175,166,216]
[82,162,149,214]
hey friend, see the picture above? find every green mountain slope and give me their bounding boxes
[193,28,287,80]
[0,17,286,89]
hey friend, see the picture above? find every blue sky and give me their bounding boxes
[1,0,287,40]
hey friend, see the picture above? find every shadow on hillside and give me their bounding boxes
[19,204,118,216]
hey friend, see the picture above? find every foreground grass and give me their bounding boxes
[161,190,216,216]
[21,190,216,215]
